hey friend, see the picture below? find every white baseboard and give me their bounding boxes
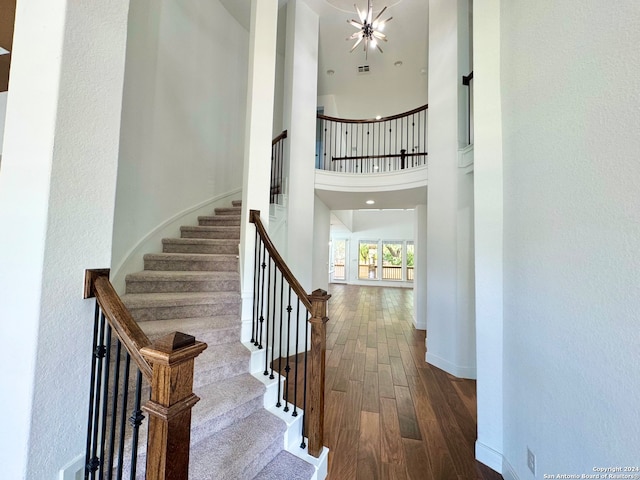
[475,441,504,473]
[425,352,477,379]
[502,458,519,480]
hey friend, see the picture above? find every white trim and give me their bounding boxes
[475,441,504,474]
[315,165,428,193]
[59,454,84,480]
[426,351,477,379]
[110,188,241,293]
[502,458,520,480]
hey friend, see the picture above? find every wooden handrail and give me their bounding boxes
[317,103,428,124]
[272,129,288,145]
[84,269,153,380]
[84,269,207,480]
[249,210,312,311]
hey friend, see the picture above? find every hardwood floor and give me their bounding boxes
[319,284,502,480]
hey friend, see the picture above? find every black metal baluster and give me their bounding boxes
[252,228,260,346]
[292,299,301,418]
[106,339,122,480]
[90,311,107,477]
[128,371,145,480]
[85,302,103,480]
[258,242,267,349]
[116,354,131,480]
[300,308,310,450]
[264,255,272,375]
[283,287,293,412]
[98,324,113,480]
[276,271,284,405]
[269,265,278,380]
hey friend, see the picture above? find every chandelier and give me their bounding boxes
[347,0,393,59]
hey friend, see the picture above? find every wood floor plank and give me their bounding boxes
[378,363,395,398]
[344,379,364,430]
[330,429,359,480]
[403,438,435,480]
[380,397,405,465]
[395,385,422,440]
[377,342,390,364]
[362,370,380,413]
[350,352,366,382]
[390,355,409,386]
[357,411,381,480]
[327,343,344,369]
[381,463,408,480]
[324,390,346,449]
[365,347,378,372]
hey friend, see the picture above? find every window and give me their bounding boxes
[358,241,378,280]
[406,242,414,281]
[382,242,403,280]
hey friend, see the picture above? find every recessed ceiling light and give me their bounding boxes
[326,69,335,75]
[394,60,403,67]
[375,115,382,120]
[365,200,375,205]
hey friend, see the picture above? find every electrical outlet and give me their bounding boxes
[527,447,536,475]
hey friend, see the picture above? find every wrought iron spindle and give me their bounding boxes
[252,228,260,346]
[128,371,144,480]
[269,264,278,380]
[105,339,122,480]
[85,303,103,479]
[264,254,272,375]
[283,287,293,412]
[116,354,131,479]
[300,308,310,450]
[98,325,113,480]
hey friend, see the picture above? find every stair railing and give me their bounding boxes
[271,130,287,205]
[83,269,206,480]
[249,210,330,458]
[316,104,428,173]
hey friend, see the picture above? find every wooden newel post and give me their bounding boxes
[140,332,207,480]
[307,288,331,458]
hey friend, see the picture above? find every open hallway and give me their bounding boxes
[323,284,502,480]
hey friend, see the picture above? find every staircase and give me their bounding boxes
[120,200,316,480]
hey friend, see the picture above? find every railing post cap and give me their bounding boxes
[310,289,331,301]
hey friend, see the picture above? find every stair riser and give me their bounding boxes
[214,207,242,216]
[163,243,238,254]
[191,396,264,444]
[129,303,240,322]
[181,228,240,240]
[126,279,240,294]
[198,217,241,227]
[143,259,238,272]
[195,358,250,387]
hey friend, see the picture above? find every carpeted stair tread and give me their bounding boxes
[162,238,238,254]
[125,270,240,293]
[214,207,242,215]
[181,225,241,240]
[143,252,238,272]
[198,215,241,226]
[190,373,266,443]
[189,410,286,480]
[253,451,316,480]
[140,315,240,346]
[122,291,240,308]
[194,342,251,384]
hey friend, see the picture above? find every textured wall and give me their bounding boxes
[501,0,640,476]
[0,0,128,477]
[112,0,248,278]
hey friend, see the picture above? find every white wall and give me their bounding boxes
[499,0,640,476]
[0,0,128,477]
[0,91,7,158]
[112,0,248,280]
[413,204,428,329]
[312,195,330,291]
[472,0,504,472]
[331,209,415,288]
[283,0,319,291]
[426,0,476,379]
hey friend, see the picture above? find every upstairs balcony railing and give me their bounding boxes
[316,104,428,173]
